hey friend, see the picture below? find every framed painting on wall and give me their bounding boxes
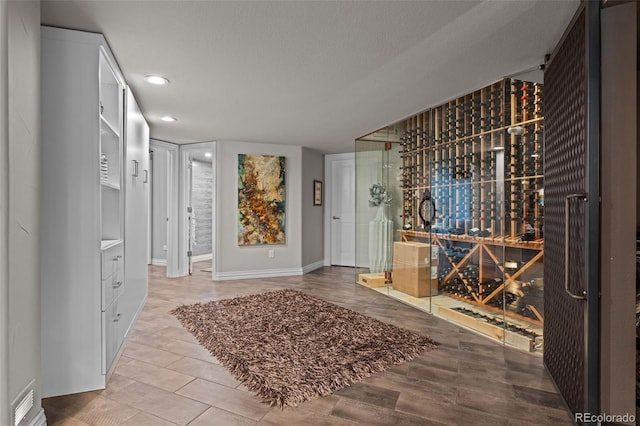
[237,154,286,245]
[313,180,322,206]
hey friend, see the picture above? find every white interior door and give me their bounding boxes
[330,158,355,266]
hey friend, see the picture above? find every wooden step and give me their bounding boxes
[438,306,536,352]
[358,273,387,288]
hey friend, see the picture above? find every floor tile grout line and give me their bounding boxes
[122,344,188,368]
[114,355,197,385]
[101,381,209,426]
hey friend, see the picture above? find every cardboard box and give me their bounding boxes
[393,241,439,266]
[392,241,438,297]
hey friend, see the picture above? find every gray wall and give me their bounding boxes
[6,0,42,424]
[151,148,168,262]
[0,1,8,422]
[600,2,636,417]
[301,148,324,267]
[216,141,302,277]
[191,159,212,256]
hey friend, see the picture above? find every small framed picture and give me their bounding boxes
[313,180,323,206]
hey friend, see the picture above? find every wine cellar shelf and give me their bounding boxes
[398,78,544,327]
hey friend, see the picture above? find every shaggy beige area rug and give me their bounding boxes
[171,289,437,408]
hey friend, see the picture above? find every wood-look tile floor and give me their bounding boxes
[43,263,573,425]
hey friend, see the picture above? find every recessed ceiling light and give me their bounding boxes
[204,152,212,158]
[144,75,170,85]
[160,116,177,122]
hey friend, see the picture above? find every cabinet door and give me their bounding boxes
[102,298,120,374]
[122,89,150,328]
[101,243,123,310]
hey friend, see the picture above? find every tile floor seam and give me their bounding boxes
[70,394,142,426]
[184,407,248,426]
[116,390,210,426]
[173,376,202,395]
[122,346,186,368]
[115,360,198,391]
[163,355,188,370]
[177,376,254,395]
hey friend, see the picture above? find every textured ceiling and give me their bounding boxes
[41,0,579,154]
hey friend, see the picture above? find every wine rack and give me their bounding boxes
[398,79,544,325]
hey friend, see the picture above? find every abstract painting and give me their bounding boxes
[238,154,286,245]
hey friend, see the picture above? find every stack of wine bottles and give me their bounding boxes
[399,79,544,241]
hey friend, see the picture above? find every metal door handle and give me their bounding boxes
[113,281,123,289]
[564,193,587,300]
[113,313,122,322]
[143,169,148,183]
[332,216,340,220]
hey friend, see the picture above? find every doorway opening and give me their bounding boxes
[149,140,179,277]
[185,148,214,274]
[179,142,216,278]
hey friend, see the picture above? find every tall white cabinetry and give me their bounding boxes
[40,26,148,397]
[122,88,150,337]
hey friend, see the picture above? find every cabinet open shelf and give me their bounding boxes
[101,184,121,241]
[100,114,120,138]
[101,181,120,191]
[101,239,122,250]
[100,118,121,189]
[99,48,121,133]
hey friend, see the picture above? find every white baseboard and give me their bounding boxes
[151,258,167,266]
[213,261,325,280]
[29,408,46,426]
[214,267,303,281]
[191,253,212,263]
[302,260,324,274]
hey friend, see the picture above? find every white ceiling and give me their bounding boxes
[41,0,579,154]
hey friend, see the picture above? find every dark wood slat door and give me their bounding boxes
[543,2,600,421]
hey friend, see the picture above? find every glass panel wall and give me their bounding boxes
[355,126,403,295]
[355,79,544,353]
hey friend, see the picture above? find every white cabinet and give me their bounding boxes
[121,89,150,337]
[101,242,124,312]
[40,26,148,397]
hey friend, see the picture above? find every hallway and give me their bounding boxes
[42,263,572,425]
